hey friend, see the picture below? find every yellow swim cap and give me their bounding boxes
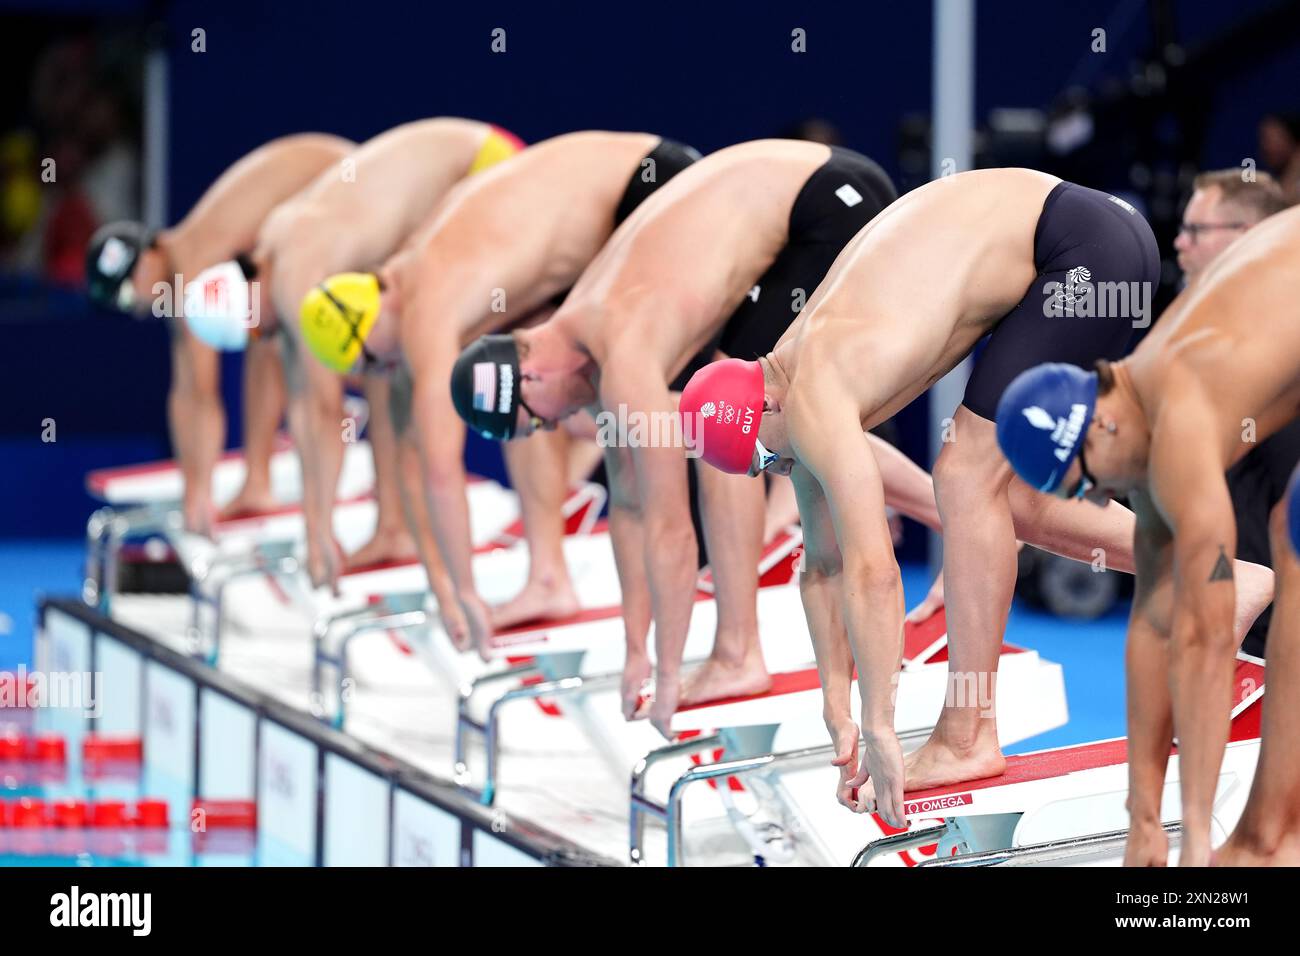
[299,272,381,373]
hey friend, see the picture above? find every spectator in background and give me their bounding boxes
[78,88,139,225]
[1258,112,1300,204]
[1175,167,1296,656]
[2,36,140,283]
[1174,168,1290,283]
[0,132,41,260]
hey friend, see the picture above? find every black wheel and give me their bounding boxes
[1037,553,1120,619]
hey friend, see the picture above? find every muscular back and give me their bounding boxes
[167,133,353,273]
[268,118,490,272]
[399,131,661,343]
[559,139,833,381]
[778,167,1060,429]
[1128,204,1300,468]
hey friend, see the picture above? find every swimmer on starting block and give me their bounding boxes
[680,168,1273,828]
[85,133,353,533]
[451,140,944,734]
[186,119,523,606]
[294,131,698,649]
[998,203,1300,866]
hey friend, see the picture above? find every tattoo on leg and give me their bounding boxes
[1208,545,1234,583]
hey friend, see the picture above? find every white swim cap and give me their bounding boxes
[182,259,254,351]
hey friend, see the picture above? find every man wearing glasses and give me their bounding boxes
[678,167,1272,830]
[1174,169,1289,285]
[996,203,1300,865]
[1174,170,1295,659]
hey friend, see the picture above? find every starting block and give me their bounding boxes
[85,398,370,507]
[628,606,1069,866]
[451,529,810,806]
[82,435,377,613]
[852,652,1265,867]
[310,484,609,726]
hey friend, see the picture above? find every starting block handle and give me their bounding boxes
[917,820,1182,868]
[851,821,950,867]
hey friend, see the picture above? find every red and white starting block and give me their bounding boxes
[83,434,377,611]
[451,528,815,805]
[627,604,1068,866]
[86,395,371,507]
[312,494,612,728]
[851,652,1265,867]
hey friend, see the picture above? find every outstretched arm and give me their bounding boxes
[270,237,346,590]
[300,353,349,589]
[407,341,491,654]
[277,324,336,588]
[388,367,466,647]
[789,463,860,810]
[600,358,699,736]
[788,378,906,825]
[602,439,654,719]
[1151,430,1241,867]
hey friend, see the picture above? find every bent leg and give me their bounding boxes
[220,332,286,519]
[346,374,418,569]
[1006,476,1273,641]
[679,461,771,706]
[493,429,581,628]
[902,406,1014,789]
[169,324,224,534]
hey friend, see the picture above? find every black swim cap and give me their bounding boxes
[450,334,522,440]
[85,221,154,311]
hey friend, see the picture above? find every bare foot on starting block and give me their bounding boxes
[1213,831,1300,867]
[859,729,1007,814]
[678,652,773,708]
[345,526,418,570]
[217,485,280,522]
[1233,559,1275,642]
[490,577,580,630]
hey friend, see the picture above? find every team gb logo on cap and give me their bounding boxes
[1022,406,1056,431]
[1024,404,1087,461]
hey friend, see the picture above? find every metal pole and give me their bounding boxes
[142,39,169,229]
[927,0,975,576]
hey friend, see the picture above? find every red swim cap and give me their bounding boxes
[679,358,764,475]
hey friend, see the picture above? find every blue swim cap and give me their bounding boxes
[995,363,1098,493]
[1288,464,1300,558]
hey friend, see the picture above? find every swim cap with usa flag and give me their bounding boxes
[679,358,765,475]
[450,334,522,440]
[995,362,1098,493]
